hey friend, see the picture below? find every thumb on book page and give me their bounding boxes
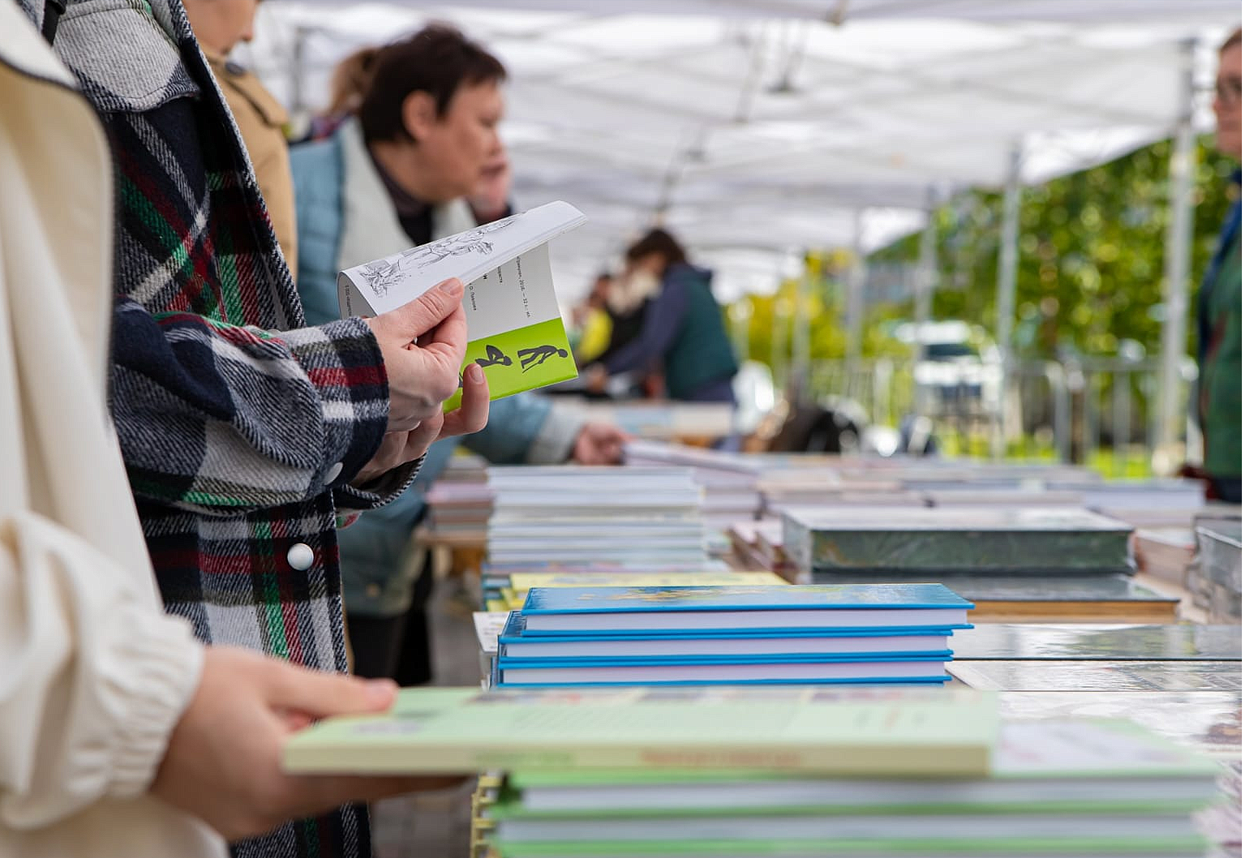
[371,277,465,344]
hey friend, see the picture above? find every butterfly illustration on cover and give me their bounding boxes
[518,344,569,372]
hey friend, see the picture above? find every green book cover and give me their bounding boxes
[782,507,1133,575]
[492,834,1208,857]
[336,201,585,408]
[283,686,997,777]
[492,719,1218,818]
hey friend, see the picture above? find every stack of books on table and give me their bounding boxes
[783,507,1134,577]
[781,506,1180,622]
[284,688,1221,858]
[473,572,790,681]
[623,440,763,530]
[489,583,971,688]
[1133,526,1197,586]
[483,717,1220,858]
[1069,478,1206,514]
[1186,512,1242,623]
[481,569,785,613]
[758,470,923,518]
[479,561,735,611]
[425,481,495,537]
[486,466,707,565]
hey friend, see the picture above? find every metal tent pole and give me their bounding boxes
[1156,38,1198,473]
[846,210,866,370]
[289,25,308,116]
[993,143,1023,459]
[772,280,790,392]
[912,190,939,420]
[791,251,812,389]
[915,189,939,350]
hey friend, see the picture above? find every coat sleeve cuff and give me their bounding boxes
[337,456,424,512]
[281,318,389,492]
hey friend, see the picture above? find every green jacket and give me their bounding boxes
[1199,186,1241,478]
[602,263,738,401]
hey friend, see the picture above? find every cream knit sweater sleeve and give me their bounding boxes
[0,9,225,855]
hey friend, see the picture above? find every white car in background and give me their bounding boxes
[894,321,1002,418]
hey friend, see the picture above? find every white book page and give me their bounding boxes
[337,200,585,317]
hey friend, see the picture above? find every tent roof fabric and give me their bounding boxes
[248,1,1236,300]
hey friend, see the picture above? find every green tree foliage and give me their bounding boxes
[868,139,1236,359]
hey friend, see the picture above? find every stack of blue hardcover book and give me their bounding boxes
[493,583,972,688]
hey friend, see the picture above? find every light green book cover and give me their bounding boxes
[490,719,1218,818]
[283,687,997,777]
[492,834,1208,857]
[336,202,584,409]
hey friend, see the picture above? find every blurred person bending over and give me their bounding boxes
[12,0,489,855]
[291,25,626,683]
[1198,27,1242,503]
[183,0,299,278]
[586,228,738,404]
[0,8,461,858]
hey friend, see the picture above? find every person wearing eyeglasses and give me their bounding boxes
[1197,27,1242,503]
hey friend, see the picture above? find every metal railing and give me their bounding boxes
[802,356,1199,475]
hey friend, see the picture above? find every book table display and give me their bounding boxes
[355,449,1241,856]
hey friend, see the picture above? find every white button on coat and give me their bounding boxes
[324,462,343,484]
[286,543,314,571]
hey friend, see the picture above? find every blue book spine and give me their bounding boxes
[497,611,970,644]
[497,653,954,668]
[494,675,953,689]
[522,584,974,615]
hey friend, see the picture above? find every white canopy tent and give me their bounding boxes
[247,4,1229,288]
[244,1,1235,455]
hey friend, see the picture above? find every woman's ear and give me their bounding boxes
[401,90,437,144]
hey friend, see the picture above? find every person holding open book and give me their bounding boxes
[0,6,479,858]
[7,1,495,856]
[291,25,628,682]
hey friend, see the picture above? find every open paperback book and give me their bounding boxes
[337,201,586,406]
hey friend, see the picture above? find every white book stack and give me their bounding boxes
[486,465,708,565]
[623,441,762,530]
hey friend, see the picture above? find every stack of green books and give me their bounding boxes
[283,688,1221,858]
[485,719,1219,857]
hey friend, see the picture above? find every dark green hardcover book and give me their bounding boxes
[784,508,1132,575]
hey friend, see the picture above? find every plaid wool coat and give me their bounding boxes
[18,0,417,855]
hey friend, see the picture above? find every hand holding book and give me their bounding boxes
[353,277,491,484]
[151,648,465,841]
[338,202,588,408]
